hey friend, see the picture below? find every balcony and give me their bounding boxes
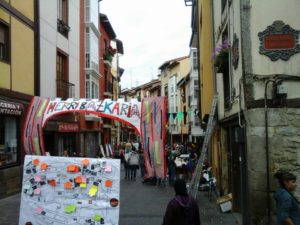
[103,53,113,68]
[57,19,70,38]
[104,81,113,97]
[56,79,75,99]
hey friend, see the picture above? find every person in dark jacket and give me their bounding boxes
[274,171,300,225]
[162,179,200,225]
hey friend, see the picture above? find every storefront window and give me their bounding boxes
[0,117,18,167]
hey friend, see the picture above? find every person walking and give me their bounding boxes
[167,150,176,186]
[128,148,139,180]
[162,179,200,225]
[124,143,132,180]
[274,171,300,225]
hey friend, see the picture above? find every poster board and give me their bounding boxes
[19,155,120,225]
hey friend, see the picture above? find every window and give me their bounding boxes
[164,85,168,97]
[85,75,99,99]
[56,51,71,98]
[0,22,9,62]
[58,0,68,24]
[56,51,68,81]
[104,39,107,53]
[193,51,198,70]
[0,117,18,167]
[57,0,69,37]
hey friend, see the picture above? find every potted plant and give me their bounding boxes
[212,39,229,72]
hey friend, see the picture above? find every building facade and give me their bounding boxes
[189,0,300,224]
[159,56,190,145]
[187,48,203,143]
[0,0,36,198]
[39,0,81,157]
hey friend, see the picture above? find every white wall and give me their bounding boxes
[40,0,80,98]
[250,0,300,100]
[213,0,242,120]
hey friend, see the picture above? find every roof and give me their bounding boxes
[158,56,189,70]
[100,13,116,39]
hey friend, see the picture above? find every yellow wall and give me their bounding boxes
[11,18,34,95]
[0,2,35,95]
[199,0,214,119]
[10,0,34,21]
[0,7,9,22]
[0,8,10,89]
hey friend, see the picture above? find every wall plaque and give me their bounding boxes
[258,20,300,61]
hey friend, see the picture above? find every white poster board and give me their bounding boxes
[19,155,120,225]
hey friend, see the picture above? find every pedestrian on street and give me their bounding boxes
[128,149,139,180]
[167,150,176,186]
[124,143,132,180]
[274,171,300,225]
[162,179,201,225]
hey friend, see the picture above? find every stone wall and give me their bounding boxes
[0,166,22,199]
[246,108,300,225]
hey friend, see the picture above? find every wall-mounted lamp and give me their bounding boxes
[184,0,195,6]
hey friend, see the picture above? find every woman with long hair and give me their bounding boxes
[274,171,300,225]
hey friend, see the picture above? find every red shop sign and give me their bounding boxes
[264,34,296,50]
[58,123,79,132]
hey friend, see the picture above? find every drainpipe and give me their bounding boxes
[211,0,217,94]
[264,79,275,225]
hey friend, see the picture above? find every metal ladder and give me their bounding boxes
[189,94,218,198]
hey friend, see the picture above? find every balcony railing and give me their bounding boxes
[56,79,75,99]
[57,19,70,38]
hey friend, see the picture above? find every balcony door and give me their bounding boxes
[56,50,69,98]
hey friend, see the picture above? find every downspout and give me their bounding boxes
[34,0,40,96]
[211,0,216,94]
[264,79,274,225]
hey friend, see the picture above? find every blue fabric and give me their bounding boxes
[274,188,300,225]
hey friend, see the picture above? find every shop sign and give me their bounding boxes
[0,100,23,116]
[258,20,300,61]
[58,123,79,132]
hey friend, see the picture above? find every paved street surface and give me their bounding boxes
[0,169,239,225]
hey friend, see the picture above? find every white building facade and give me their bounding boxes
[84,0,100,99]
[188,49,203,142]
[39,0,80,98]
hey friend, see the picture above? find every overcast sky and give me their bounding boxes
[100,0,192,89]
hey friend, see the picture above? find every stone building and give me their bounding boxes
[213,0,300,224]
[189,0,300,224]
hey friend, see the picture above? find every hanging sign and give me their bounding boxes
[258,20,300,61]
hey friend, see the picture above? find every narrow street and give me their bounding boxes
[0,168,238,225]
